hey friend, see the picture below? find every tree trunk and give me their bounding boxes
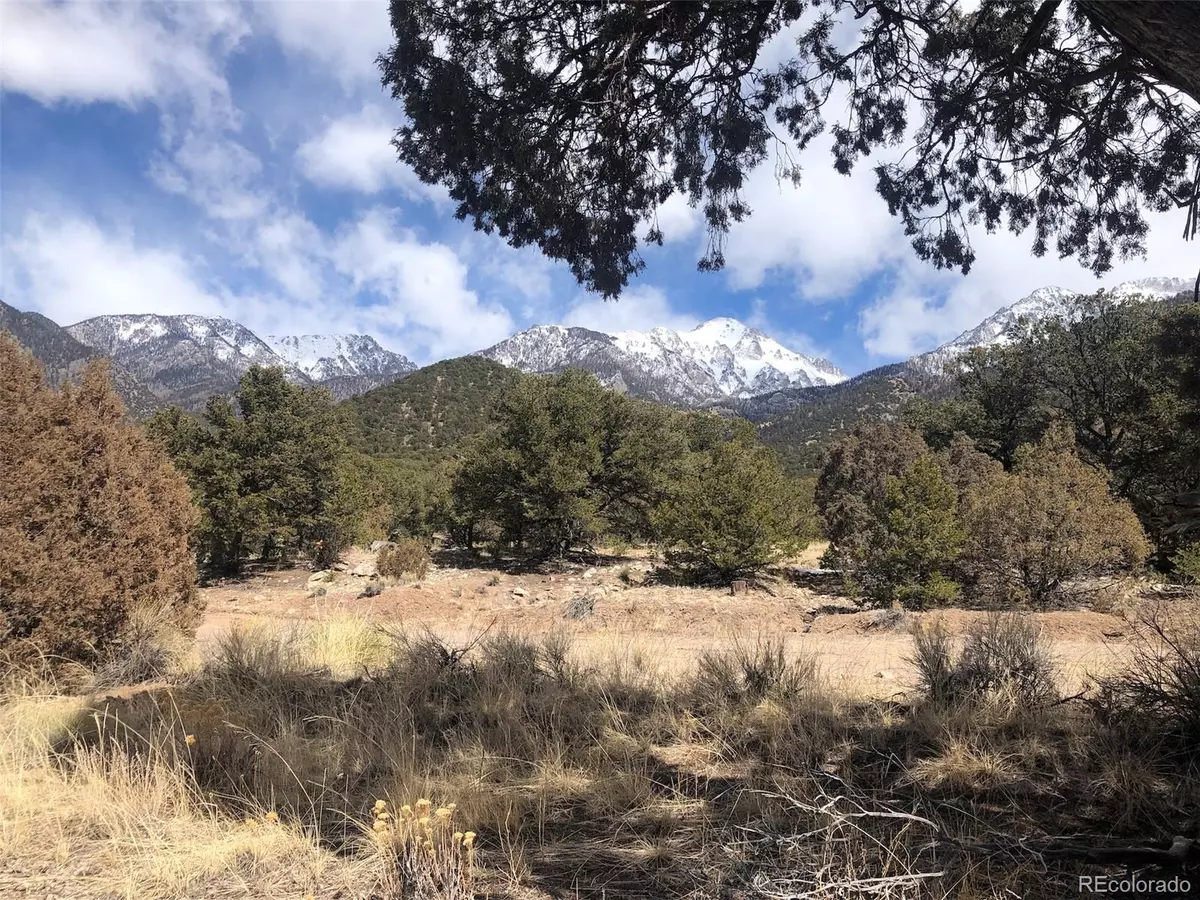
[1077,1,1200,103]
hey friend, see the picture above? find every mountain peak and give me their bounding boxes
[478,317,844,406]
[915,274,1189,372]
[265,333,416,382]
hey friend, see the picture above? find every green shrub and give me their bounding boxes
[0,339,200,671]
[655,426,813,584]
[377,538,431,582]
[850,456,965,609]
[1171,543,1200,585]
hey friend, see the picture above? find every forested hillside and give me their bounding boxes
[343,356,520,458]
[750,364,955,474]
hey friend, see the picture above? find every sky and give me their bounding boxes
[1,2,1195,375]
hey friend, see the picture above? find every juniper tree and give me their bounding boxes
[382,1,1200,298]
[1,338,200,667]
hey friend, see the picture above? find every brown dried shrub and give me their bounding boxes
[376,537,430,582]
[962,425,1150,604]
[0,338,201,670]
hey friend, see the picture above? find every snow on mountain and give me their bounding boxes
[265,334,415,382]
[1108,276,1193,299]
[640,317,846,396]
[477,317,845,407]
[64,314,417,410]
[69,313,287,369]
[914,276,1192,373]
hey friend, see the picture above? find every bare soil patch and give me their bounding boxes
[195,546,1158,695]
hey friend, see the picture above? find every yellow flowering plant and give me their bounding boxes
[370,798,475,898]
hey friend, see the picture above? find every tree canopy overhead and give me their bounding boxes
[381,1,1200,297]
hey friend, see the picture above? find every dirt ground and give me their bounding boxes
[194,543,1189,697]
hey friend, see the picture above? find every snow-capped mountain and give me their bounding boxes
[914,276,1192,372]
[69,314,287,370]
[265,334,416,381]
[478,317,845,407]
[66,315,414,411]
[66,314,302,410]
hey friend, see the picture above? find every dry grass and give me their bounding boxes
[2,613,1199,899]
[0,693,376,899]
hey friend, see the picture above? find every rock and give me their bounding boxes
[564,595,595,620]
[307,571,330,583]
[582,567,597,578]
[512,587,529,598]
[369,540,396,553]
[731,580,748,596]
[351,562,375,577]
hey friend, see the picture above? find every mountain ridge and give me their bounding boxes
[913,276,1192,373]
[63,314,417,411]
[477,316,846,407]
[6,274,1189,424]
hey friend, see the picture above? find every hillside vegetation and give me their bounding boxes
[344,356,520,458]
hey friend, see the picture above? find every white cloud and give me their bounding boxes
[721,134,906,300]
[0,1,243,117]
[2,213,225,325]
[297,106,444,199]
[254,0,392,88]
[650,192,703,244]
[564,285,698,334]
[252,213,327,303]
[857,208,1200,360]
[151,130,268,221]
[332,209,515,358]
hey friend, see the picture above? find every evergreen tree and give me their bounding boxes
[815,422,930,567]
[382,2,1200,298]
[450,370,690,557]
[962,425,1150,603]
[850,456,965,609]
[940,294,1200,556]
[654,422,813,584]
[147,366,354,573]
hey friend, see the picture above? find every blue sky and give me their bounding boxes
[1,2,1194,375]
